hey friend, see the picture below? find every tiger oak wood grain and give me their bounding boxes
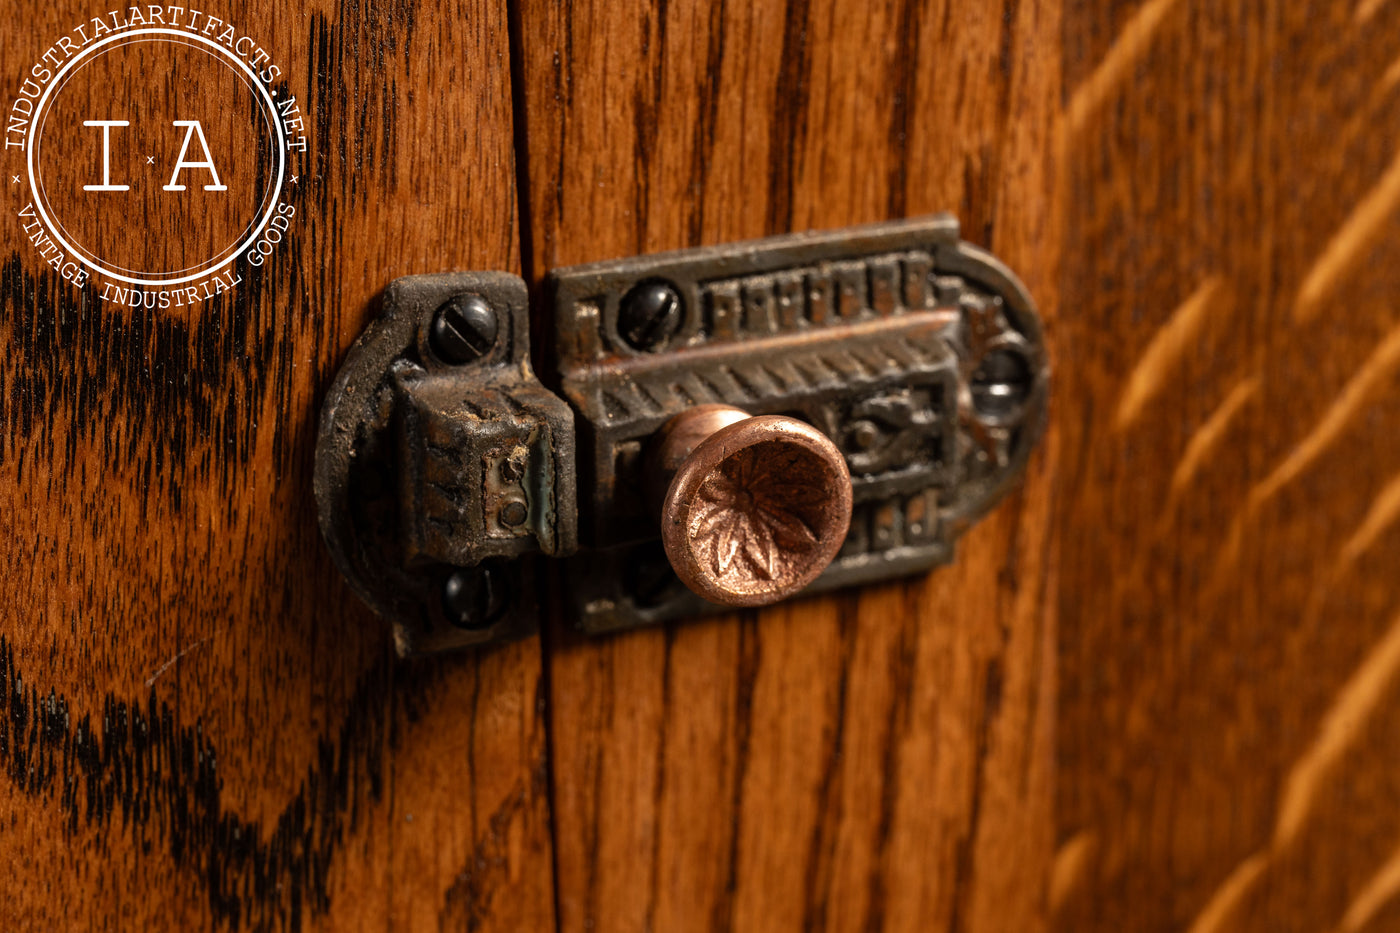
[514,2,1061,930]
[1054,2,1400,932]
[12,1,1400,931]
[0,2,555,930]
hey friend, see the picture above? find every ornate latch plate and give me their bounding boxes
[315,215,1048,656]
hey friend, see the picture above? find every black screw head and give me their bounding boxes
[618,280,683,350]
[499,500,528,527]
[429,294,499,365]
[441,564,511,630]
[970,349,1032,418]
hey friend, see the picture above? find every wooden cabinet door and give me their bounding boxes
[0,3,555,930]
[5,2,1399,932]
[1055,5,1400,932]
[510,3,1057,931]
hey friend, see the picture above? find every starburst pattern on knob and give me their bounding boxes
[689,445,826,582]
[657,413,853,607]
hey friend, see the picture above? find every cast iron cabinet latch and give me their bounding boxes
[314,215,1048,656]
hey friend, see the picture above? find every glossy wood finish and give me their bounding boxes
[0,2,554,930]
[1054,3,1400,932]
[513,2,1060,930]
[8,1,1400,931]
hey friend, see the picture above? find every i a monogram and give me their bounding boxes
[81,119,228,192]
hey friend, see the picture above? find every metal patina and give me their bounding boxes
[314,215,1049,655]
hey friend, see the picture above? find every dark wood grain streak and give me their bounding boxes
[515,1,1061,930]
[799,605,854,933]
[883,0,920,221]
[767,0,813,235]
[0,632,396,929]
[0,1,555,930]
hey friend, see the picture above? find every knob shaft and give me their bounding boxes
[647,405,853,607]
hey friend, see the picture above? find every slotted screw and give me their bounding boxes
[442,564,510,630]
[618,280,683,350]
[429,295,498,364]
[970,349,1032,418]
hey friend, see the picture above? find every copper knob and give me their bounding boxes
[646,405,853,607]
